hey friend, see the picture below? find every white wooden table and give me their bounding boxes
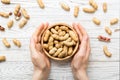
[0,0,119,80]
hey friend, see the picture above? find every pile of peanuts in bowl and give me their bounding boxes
[41,23,79,61]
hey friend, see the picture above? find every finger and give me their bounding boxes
[35,43,41,52]
[77,23,91,60]
[33,23,44,37]
[39,22,49,42]
[43,22,49,34]
[73,23,82,41]
[30,32,43,56]
[32,23,44,43]
[29,37,37,55]
[44,54,50,67]
[85,36,91,61]
[30,38,44,61]
[77,35,88,57]
[71,23,75,28]
[77,23,88,36]
[32,51,46,68]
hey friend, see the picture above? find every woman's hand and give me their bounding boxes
[30,23,50,80]
[71,23,91,80]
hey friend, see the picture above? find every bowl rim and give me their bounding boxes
[41,23,79,61]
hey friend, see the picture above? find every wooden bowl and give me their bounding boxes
[41,23,79,61]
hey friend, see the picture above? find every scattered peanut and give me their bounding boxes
[0,25,5,31]
[1,0,10,4]
[89,0,98,10]
[13,39,21,47]
[2,38,10,48]
[15,12,21,21]
[7,20,14,28]
[114,28,120,32]
[74,6,79,17]
[103,45,112,57]
[103,2,107,12]
[98,35,110,42]
[92,17,101,25]
[0,12,9,18]
[14,4,21,16]
[83,8,95,13]
[105,26,112,35]
[110,18,118,25]
[14,4,21,21]
[60,2,70,11]
[9,12,12,16]
[37,0,45,9]
[21,8,30,19]
[0,56,6,62]
[19,18,28,28]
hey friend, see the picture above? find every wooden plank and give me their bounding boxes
[0,0,119,80]
[0,23,119,39]
[0,0,119,39]
[0,62,119,80]
[0,38,119,61]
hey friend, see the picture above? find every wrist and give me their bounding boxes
[78,70,88,80]
[32,66,50,80]
[33,69,43,80]
[73,70,88,80]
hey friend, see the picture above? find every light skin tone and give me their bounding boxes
[30,23,50,80]
[30,23,91,80]
[71,23,91,80]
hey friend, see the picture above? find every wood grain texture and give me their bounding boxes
[0,38,119,62]
[0,62,119,80]
[0,0,119,80]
